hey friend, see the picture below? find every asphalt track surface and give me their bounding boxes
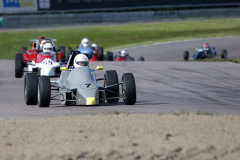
[1,37,240,119]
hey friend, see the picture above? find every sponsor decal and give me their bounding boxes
[38,0,50,9]
[3,0,34,8]
[20,0,34,7]
[3,0,20,7]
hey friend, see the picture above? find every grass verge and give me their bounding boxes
[1,18,240,59]
[185,59,240,63]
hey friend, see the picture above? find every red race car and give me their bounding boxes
[15,36,66,78]
[115,50,144,61]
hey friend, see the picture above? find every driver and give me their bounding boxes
[80,38,90,48]
[91,43,98,50]
[91,43,98,57]
[43,43,53,54]
[73,54,89,68]
[120,50,129,58]
[203,43,216,57]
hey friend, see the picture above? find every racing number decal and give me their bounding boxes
[80,82,96,89]
[85,83,91,88]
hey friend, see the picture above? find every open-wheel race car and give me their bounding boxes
[15,37,66,78]
[67,38,113,61]
[23,51,136,107]
[115,50,144,61]
[183,43,228,61]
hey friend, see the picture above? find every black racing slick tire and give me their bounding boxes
[38,76,51,107]
[67,47,72,61]
[104,70,119,103]
[59,46,66,61]
[122,73,136,105]
[104,51,114,61]
[24,73,38,105]
[183,51,189,61]
[137,56,145,61]
[15,53,23,78]
[98,47,104,61]
[221,49,228,59]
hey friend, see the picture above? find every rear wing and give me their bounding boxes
[29,39,57,49]
[29,39,57,43]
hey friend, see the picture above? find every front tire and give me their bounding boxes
[38,76,51,107]
[104,70,119,103]
[15,53,23,78]
[221,49,228,59]
[183,51,189,61]
[24,73,38,105]
[122,73,136,105]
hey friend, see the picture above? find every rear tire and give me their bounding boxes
[138,57,145,61]
[122,73,136,105]
[38,76,51,107]
[98,47,104,61]
[221,49,228,59]
[104,70,119,103]
[67,47,72,61]
[24,73,38,105]
[104,51,113,61]
[183,51,189,61]
[15,53,23,78]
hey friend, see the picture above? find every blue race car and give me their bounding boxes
[77,46,93,59]
[183,43,228,61]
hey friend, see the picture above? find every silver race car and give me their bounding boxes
[24,51,136,107]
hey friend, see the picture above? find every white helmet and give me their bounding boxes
[80,38,90,48]
[91,43,98,49]
[74,54,89,68]
[43,43,53,53]
[120,50,128,57]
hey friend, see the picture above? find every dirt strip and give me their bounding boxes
[0,114,240,160]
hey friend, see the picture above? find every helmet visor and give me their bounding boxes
[82,42,89,47]
[76,61,88,66]
[45,47,52,51]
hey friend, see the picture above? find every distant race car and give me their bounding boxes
[183,43,228,61]
[15,37,66,78]
[23,51,137,107]
[67,46,106,61]
[115,50,144,61]
[66,38,113,61]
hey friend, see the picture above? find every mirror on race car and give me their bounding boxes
[60,67,68,71]
[96,66,103,70]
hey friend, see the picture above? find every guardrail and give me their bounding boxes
[1,8,240,28]
[0,17,4,28]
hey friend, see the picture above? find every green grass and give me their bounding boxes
[173,110,190,116]
[185,58,240,63]
[1,18,240,59]
[229,59,240,63]
[108,110,121,115]
[173,110,213,116]
[186,59,238,62]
